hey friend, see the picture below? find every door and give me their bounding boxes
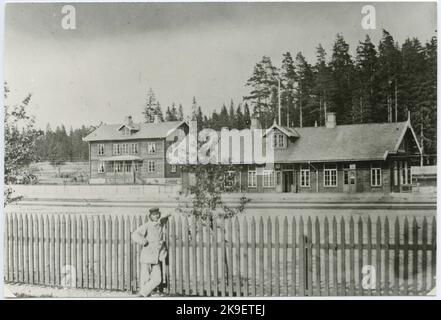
[343,169,349,192]
[275,171,283,192]
[349,170,356,193]
[283,171,293,192]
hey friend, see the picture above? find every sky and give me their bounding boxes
[4,1,437,129]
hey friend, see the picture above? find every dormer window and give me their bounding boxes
[123,127,131,135]
[273,133,286,148]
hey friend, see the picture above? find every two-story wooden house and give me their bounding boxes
[182,112,422,193]
[83,115,188,184]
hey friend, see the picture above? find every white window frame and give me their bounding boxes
[300,167,310,187]
[134,163,140,172]
[273,133,286,148]
[124,162,132,173]
[98,144,105,156]
[248,170,257,187]
[148,142,156,155]
[131,143,138,154]
[147,161,156,173]
[324,164,338,187]
[263,170,275,188]
[170,164,177,173]
[122,143,128,155]
[371,164,382,187]
[98,161,105,173]
[113,144,121,155]
[114,162,122,173]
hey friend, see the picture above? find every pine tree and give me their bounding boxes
[313,44,333,126]
[294,52,315,127]
[178,104,184,121]
[354,35,378,123]
[154,103,164,121]
[228,99,236,128]
[281,52,296,126]
[329,34,355,124]
[243,103,251,128]
[235,104,244,130]
[142,87,158,123]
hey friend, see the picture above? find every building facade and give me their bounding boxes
[83,116,188,184]
[182,113,422,193]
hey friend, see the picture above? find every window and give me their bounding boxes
[123,127,130,135]
[148,142,156,154]
[393,161,398,186]
[131,143,138,154]
[134,163,140,172]
[124,162,132,173]
[400,161,411,185]
[263,170,275,187]
[113,162,123,173]
[300,166,310,187]
[122,143,128,155]
[324,164,337,187]
[170,165,177,173]
[248,170,257,187]
[98,144,105,155]
[147,161,156,173]
[371,165,382,187]
[273,133,286,148]
[113,144,121,155]
[98,162,105,173]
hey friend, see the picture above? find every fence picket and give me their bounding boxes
[118,216,124,291]
[393,217,400,295]
[250,217,256,296]
[177,216,183,295]
[375,217,381,295]
[71,215,77,287]
[206,218,212,296]
[422,217,428,294]
[267,217,272,297]
[283,217,288,296]
[384,217,390,296]
[324,217,329,296]
[243,217,249,297]
[403,217,409,296]
[349,217,355,296]
[340,217,346,296]
[307,217,313,296]
[366,216,372,296]
[412,217,418,295]
[112,216,118,290]
[235,216,241,297]
[8,214,14,282]
[198,218,204,296]
[13,213,19,283]
[23,214,29,284]
[220,218,226,296]
[227,218,233,297]
[332,217,337,296]
[357,217,363,296]
[212,218,218,297]
[101,215,107,290]
[259,217,264,297]
[125,216,131,291]
[93,215,99,289]
[192,216,197,295]
[60,215,66,286]
[18,214,23,283]
[169,217,176,295]
[184,216,191,295]
[299,217,305,296]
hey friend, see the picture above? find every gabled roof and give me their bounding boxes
[83,121,186,142]
[264,123,300,138]
[273,121,420,163]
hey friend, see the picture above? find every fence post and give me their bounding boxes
[412,217,418,295]
[349,217,355,296]
[299,217,305,296]
[291,216,297,296]
[259,217,264,297]
[250,217,256,297]
[393,217,400,296]
[375,217,381,295]
[243,217,249,297]
[384,217,390,296]
[274,217,280,297]
[315,217,322,296]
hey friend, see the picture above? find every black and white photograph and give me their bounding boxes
[2,1,438,299]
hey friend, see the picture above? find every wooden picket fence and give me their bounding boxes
[3,211,437,296]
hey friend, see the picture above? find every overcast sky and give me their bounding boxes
[5,2,437,129]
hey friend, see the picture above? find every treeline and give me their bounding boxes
[142,30,436,157]
[35,125,92,163]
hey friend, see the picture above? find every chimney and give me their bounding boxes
[153,114,162,124]
[325,112,336,129]
[250,117,261,130]
[125,115,134,127]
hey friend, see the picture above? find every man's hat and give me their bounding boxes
[149,207,160,215]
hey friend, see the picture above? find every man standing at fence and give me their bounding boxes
[132,207,170,297]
